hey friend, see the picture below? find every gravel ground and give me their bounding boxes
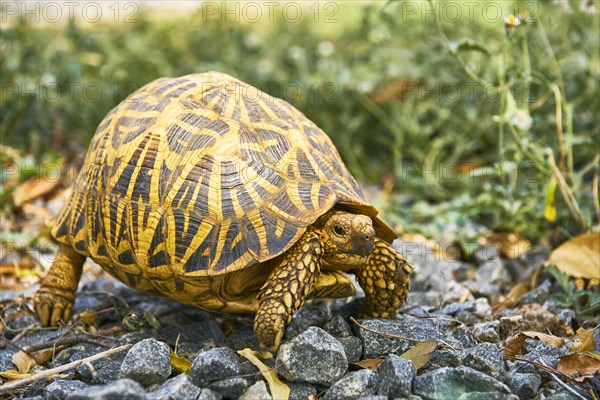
[0,238,598,399]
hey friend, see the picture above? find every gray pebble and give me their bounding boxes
[427,349,460,369]
[355,318,437,358]
[323,370,379,400]
[0,350,15,372]
[338,335,363,363]
[146,373,202,400]
[505,372,541,399]
[277,326,347,386]
[198,389,223,400]
[239,380,271,400]
[413,366,511,399]
[477,259,511,287]
[66,378,146,400]
[226,325,261,351]
[322,314,353,337]
[472,321,500,343]
[191,347,242,386]
[70,345,127,385]
[288,382,317,400]
[207,377,250,399]
[44,380,88,400]
[473,245,500,266]
[457,343,506,380]
[119,338,171,386]
[377,354,416,397]
[284,300,332,340]
[518,280,552,305]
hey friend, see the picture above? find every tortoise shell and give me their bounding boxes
[52,72,396,282]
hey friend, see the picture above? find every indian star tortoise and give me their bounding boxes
[34,72,412,350]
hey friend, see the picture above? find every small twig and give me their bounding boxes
[0,344,132,393]
[350,317,420,343]
[504,355,575,383]
[546,149,587,229]
[538,359,588,400]
[8,326,36,344]
[20,331,117,354]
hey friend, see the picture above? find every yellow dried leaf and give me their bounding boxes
[400,339,438,369]
[505,282,530,306]
[352,358,384,371]
[485,233,531,259]
[238,348,290,400]
[459,290,471,303]
[504,331,565,357]
[78,309,98,326]
[572,327,596,353]
[557,353,600,382]
[0,369,34,380]
[546,233,600,279]
[12,350,37,373]
[170,352,191,374]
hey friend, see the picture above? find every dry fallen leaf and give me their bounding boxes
[557,353,600,382]
[170,352,191,374]
[12,350,37,374]
[11,347,63,374]
[572,327,596,353]
[505,282,530,306]
[12,178,61,207]
[78,309,98,326]
[0,369,34,380]
[484,232,531,259]
[546,233,600,280]
[238,348,290,400]
[400,339,438,370]
[504,331,566,357]
[352,358,384,371]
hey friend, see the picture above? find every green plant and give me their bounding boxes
[544,264,600,320]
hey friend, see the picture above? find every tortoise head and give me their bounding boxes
[315,210,375,269]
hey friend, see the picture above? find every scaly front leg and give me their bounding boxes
[356,238,412,318]
[34,244,85,326]
[254,229,322,351]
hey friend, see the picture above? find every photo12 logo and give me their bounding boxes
[398,1,538,23]
[1,1,139,23]
[200,2,339,23]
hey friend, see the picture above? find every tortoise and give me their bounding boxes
[34,72,412,350]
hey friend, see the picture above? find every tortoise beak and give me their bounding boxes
[352,227,375,255]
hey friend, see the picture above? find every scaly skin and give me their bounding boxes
[356,238,412,318]
[254,228,322,351]
[33,245,85,326]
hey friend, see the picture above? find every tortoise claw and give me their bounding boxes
[33,288,74,327]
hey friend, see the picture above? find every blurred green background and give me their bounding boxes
[1,0,599,246]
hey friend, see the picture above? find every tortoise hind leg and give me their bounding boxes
[254,229,322,351]
[356,238,412,318]
[34,244,85,326]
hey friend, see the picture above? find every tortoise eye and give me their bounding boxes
[333,225,346,236]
